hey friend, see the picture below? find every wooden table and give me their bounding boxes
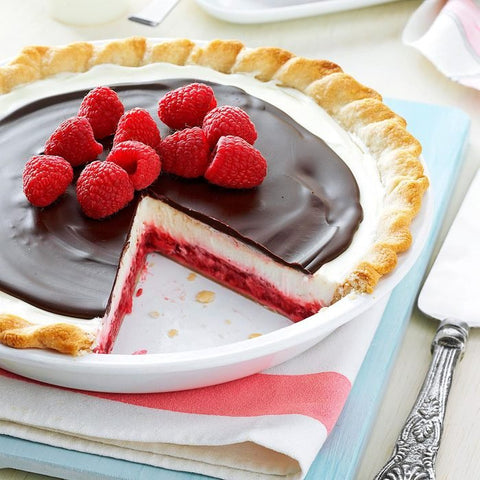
[0,0,479,478]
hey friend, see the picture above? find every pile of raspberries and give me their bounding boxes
[22,83,268,219]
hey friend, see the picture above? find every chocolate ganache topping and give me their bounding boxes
[0,80,362,319]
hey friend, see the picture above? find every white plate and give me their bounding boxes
[0,183,433,393]
[195,0,400,24]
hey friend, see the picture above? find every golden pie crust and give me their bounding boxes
[0,314,93,355]
[0,37,428,354]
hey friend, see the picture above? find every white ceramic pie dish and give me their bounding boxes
[0,183,433,393]
[0,38,431,392]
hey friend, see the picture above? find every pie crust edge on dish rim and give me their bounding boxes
[0,37,429,355]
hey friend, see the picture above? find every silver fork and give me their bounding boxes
[128,0,180,26]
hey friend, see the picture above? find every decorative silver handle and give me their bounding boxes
[374,320,469,480]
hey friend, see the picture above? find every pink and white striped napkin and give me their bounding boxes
[403,0,480,90]
[0,298,388,480]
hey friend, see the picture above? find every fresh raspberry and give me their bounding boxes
[113,108,161,151]
[78,86,125,139]
[106,141,161,190]
[202,105,257,147]
[44,116,103,167]
[159,127,210,178]
[76,161,134,219]
[205,136,267,189]
[22,155,73,207]
[157,83,217,130]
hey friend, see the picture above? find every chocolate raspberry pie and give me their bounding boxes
[0,38,428,355]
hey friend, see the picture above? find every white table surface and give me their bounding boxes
[0,1,479,479]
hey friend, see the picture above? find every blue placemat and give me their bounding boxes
[0,99,470,480]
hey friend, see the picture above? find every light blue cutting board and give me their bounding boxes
[0,99,470,480]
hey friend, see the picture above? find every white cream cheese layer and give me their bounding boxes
[0,62,384,328]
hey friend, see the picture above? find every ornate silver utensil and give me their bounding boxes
[375,169,480,480]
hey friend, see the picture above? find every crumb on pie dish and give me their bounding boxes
[0,37,429,356]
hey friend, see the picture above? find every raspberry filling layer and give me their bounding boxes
[145,227,323,321]
[96,222,323,354]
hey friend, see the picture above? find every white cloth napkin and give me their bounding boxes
[403,0,480,90]
[0,298,387,480]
